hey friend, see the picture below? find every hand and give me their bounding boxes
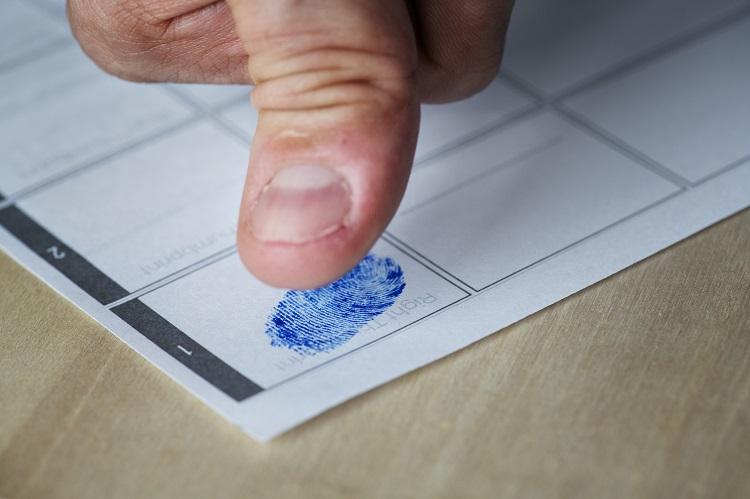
[68,0,514,288]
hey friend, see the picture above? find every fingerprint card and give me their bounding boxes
[1,0,750,440]
[127,241,466,390]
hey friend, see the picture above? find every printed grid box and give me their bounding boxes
[388,111,679,290]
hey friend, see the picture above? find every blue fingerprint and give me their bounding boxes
[265,253,406,355]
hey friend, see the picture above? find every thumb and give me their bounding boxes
[227,0,420,289]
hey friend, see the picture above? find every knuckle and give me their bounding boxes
[425,53,502,103]
[68,0,170,81]
[249,33,416,113]
[454,56,502,94]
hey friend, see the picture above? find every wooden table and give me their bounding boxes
[1,209,749,499]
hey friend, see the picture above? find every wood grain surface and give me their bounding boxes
[1,209,749,499]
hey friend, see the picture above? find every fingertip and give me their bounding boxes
[236,104,418,289]
[236,223,364,289]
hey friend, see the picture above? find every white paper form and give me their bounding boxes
[0,0,69,70]
[1,0,749,440]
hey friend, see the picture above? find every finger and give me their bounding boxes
[414,0,515,102]
[227,0,420,289]
[68,0,250,83]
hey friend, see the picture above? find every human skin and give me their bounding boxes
[67,0,515,289]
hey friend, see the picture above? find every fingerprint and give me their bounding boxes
[265,254,406,355]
